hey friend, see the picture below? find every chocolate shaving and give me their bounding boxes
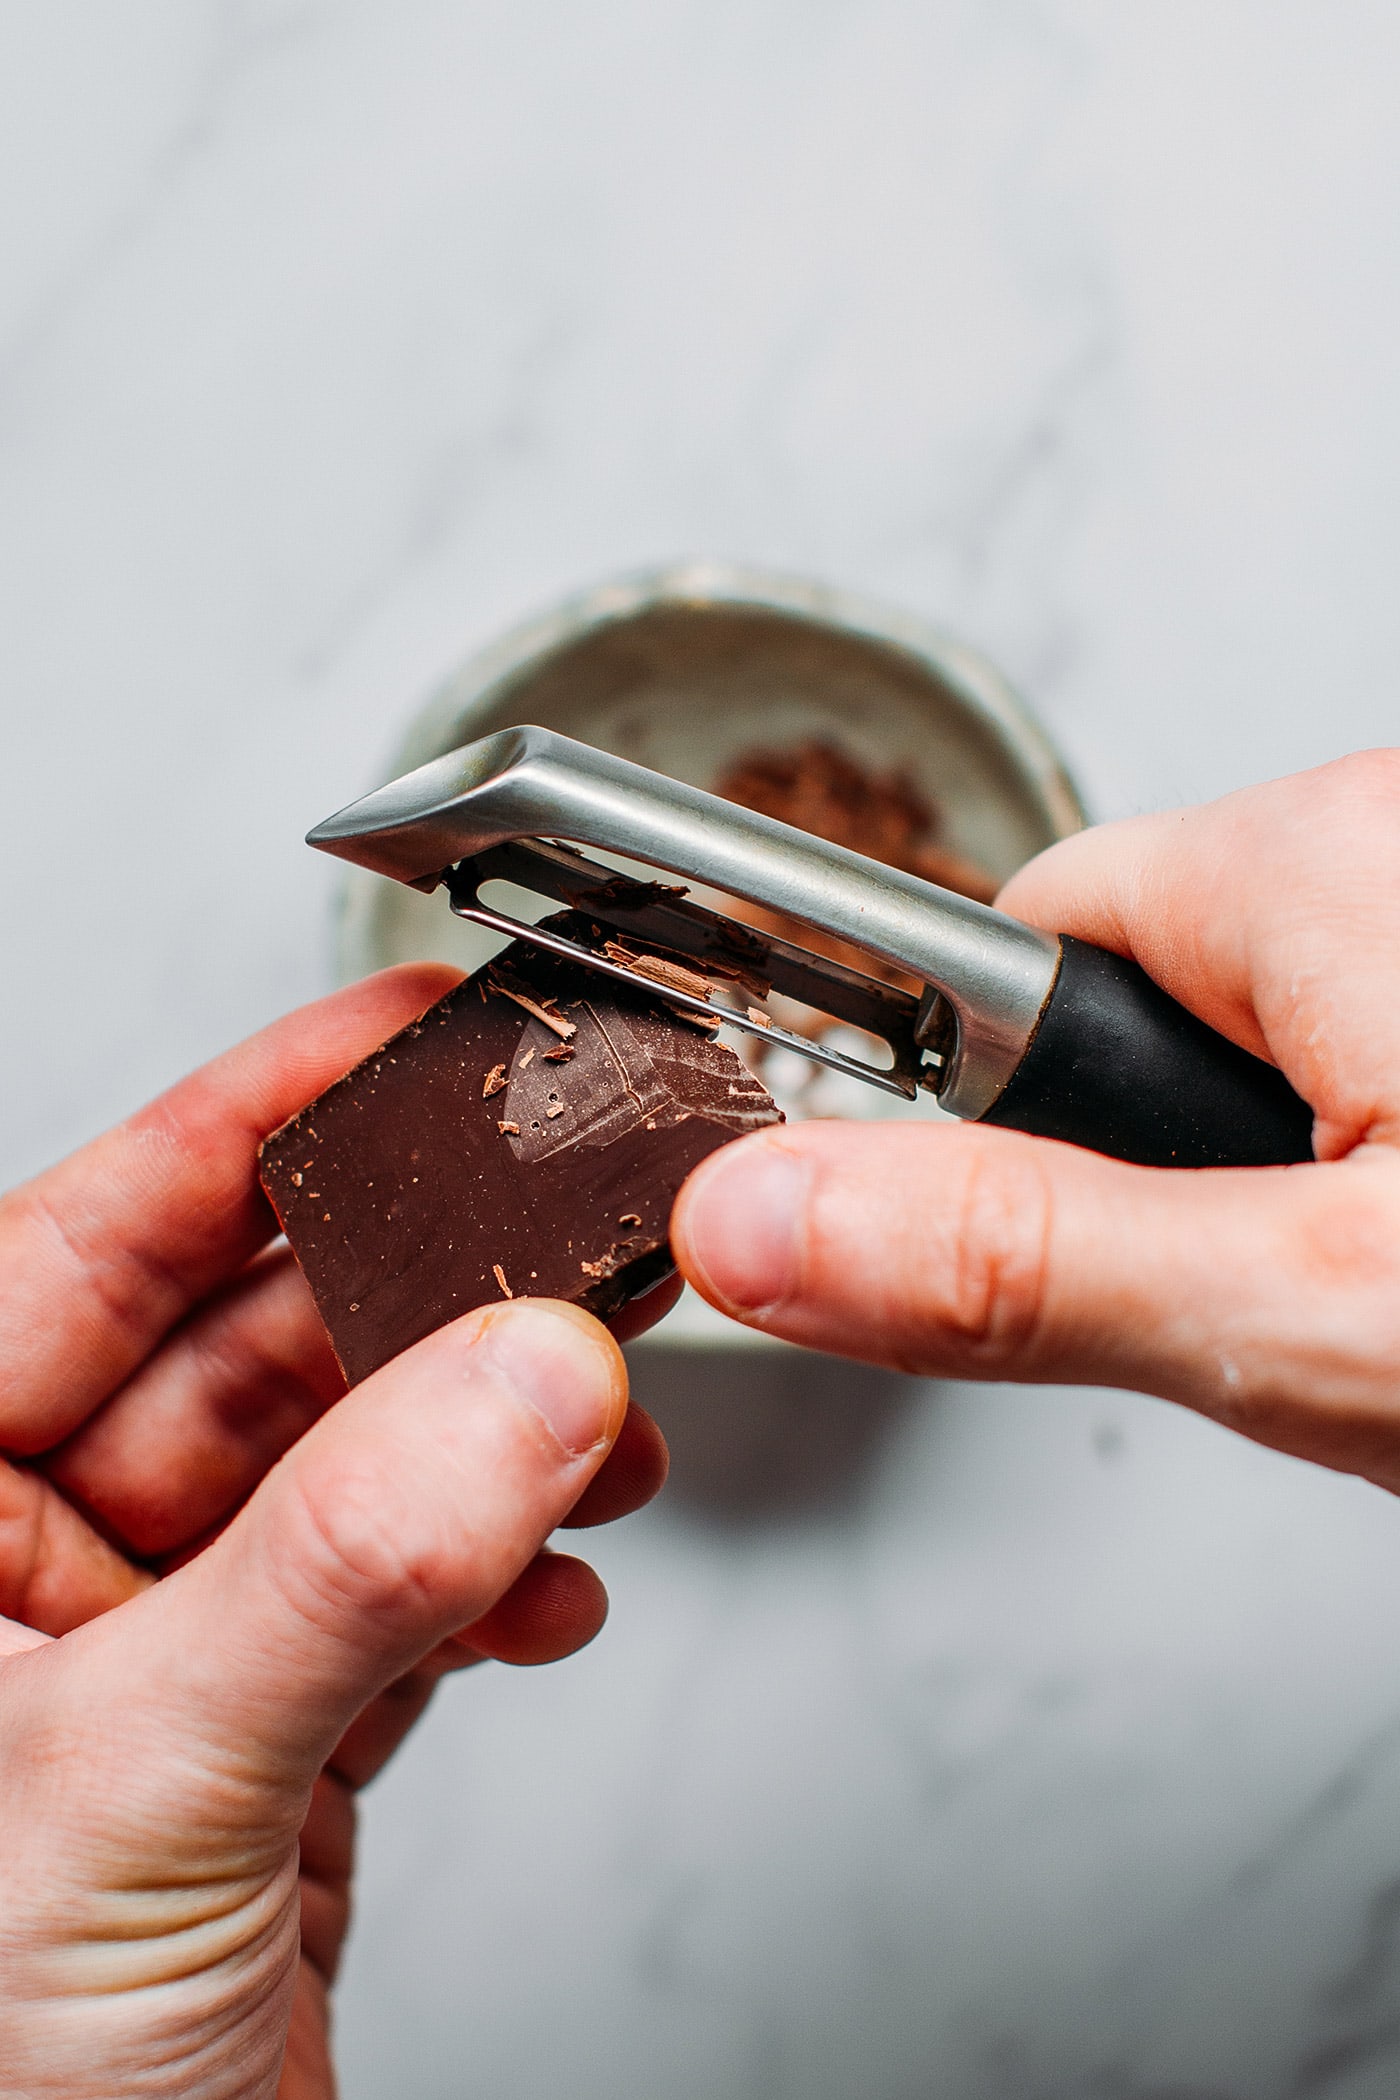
[601,940,717,1004]
[488,980,577,1040]
[541,1044,575,1062]
[567,872,690,908]
[492,1263,513,1298]
[618,1212,642,1227]
[746,1006,773,1028]
[498,1119,521,1135]
[482,1063,507,1098]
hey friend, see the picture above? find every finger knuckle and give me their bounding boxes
[279,1458,445,1639]
[1295,1166,1400,1299]
[1322,746,1400,807]
[932,1144,1055,1370]
[1218,1168,1400,1455]
[1296,751,1400,871]
[0,1462,45,1627]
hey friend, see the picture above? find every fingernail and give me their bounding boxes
[675,1137,808,1313]
[480,1302,625,1457]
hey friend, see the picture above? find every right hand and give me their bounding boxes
[674,750,1400,1492]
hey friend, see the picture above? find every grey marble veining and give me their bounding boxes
[2,5,1399,2095]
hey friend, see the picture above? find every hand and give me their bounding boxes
[0,966,669,2100]
[674,750,1400,1491]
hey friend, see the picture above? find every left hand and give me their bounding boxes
[0,966,671,2099]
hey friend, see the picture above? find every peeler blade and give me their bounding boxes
[450,839,937,1100]
[307,724,1060,1120]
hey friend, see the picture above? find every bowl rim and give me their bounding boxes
[334,558,1090,993]
[385,557,1089,841]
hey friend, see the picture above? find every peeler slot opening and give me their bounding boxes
[447,845,943,1102]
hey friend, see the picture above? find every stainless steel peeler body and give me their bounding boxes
[309,726,1315,1169]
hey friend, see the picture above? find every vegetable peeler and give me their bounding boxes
[308,725,1313,1168]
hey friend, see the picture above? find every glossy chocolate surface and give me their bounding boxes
[260,916,780,1382]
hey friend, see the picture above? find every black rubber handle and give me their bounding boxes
[981,936,1314,1167]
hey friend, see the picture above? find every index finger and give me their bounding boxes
[997,751,1400,1158]
[0,964,461,1455]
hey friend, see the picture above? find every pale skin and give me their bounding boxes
[0,964,675,2100]
[675,750,1400,1490]
[2,752,1398,2094]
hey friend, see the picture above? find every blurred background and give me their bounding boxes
[3,5,1400,2095]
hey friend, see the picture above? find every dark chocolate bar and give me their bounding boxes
[260,916,781,1383]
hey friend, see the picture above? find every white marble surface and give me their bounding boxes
[3,6,1400,2095]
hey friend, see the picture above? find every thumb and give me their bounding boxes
[68,1297,628,1799]
[672,1123,1400,1482]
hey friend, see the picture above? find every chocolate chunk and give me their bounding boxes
[715,738,996,903]
[259,914,781,1384]
[715,738,998,1005]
